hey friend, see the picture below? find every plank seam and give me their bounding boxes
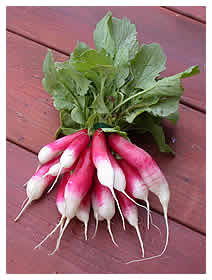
[161,6,206,24]
[181,99,206,114]
[6,28,70,57]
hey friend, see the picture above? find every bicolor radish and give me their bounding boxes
[108,133,170,258]
[76,193,91,240]
[34,172,71,249]
[107,149,149,220]
[38,129,88,165]
[118,159,150,229]
[47,132,90,192]
[14,157,59,222]
[92,176,118,246]
[116,191,145,257]
[50,146,95,254]
[91,129,125,230]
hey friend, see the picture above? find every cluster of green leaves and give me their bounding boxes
[42,11,199,154]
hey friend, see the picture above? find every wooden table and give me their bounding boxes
[6,6,206,274]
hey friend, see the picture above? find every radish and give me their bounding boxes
[76,193,91,240]
[116,191,145,257]
[50,146,94,254]
[14,157,58,222]
[92,176,118,246]
[91,129,125,230]
[108,133,170,257]
[34,172,71,249]
[107,149,149,215]
[38,129,88,165]
[47,132,90,192]
[118,159,150,229]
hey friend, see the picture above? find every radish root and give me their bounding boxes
[47,164,63,193]
[125,211,169,264]
[107,219,118,247]
[110,187,126,230]
[92,216,99,239]
[34,216,65,249]
[14,198,32,222]
[84,221,88,240]
[134,224,145,257]
[49,218,70,255]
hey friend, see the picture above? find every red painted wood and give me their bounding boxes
[6,6,206,111]
[6,32,206,233]
[7,141,206,274]
[164,6,206,23]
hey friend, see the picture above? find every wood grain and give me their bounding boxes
[7,32,206,233]
[164,6,206,23]
[7,141,206,274]
[6,6,206,111]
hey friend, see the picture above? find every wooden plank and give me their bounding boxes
[6,6,206,111]
[7,141,206,274]
[7,32,206,233]
[164,6,206,23]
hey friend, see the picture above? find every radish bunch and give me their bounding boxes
[15,128,170,262]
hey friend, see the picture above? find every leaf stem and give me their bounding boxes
[111,84,156,113]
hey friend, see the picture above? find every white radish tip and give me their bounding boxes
[47,164,63,193]
[38,146,52,165]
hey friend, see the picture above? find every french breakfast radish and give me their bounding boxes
[14,157,59,222]
[76,193,91,240]
[91,129,125,229]
[108,133,170,257]
[116,191,145,257]
[48,132,90,192]
[51,146,95,254]
[38,129,88,164]
[107,149,149,215]
[118,159,150,229]
[92,176,118,246]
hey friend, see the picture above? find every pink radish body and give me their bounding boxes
[76,193,91,240]
[92,176,118,246]
[118,159,150,229]
[116,191,145,257]
[91,129,125,229]
[14,158,58,221]
[48,132,90,192]
[108,133,170,260]
[38,129,88,164]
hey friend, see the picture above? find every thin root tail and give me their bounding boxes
[14,198,31,222]
[107,219,118,247]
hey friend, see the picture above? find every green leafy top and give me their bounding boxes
[42,11,200,154]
